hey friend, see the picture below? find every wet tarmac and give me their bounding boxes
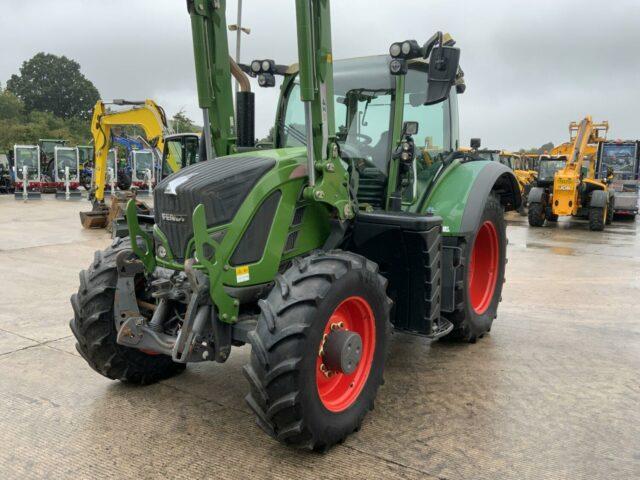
[0,195,639,479]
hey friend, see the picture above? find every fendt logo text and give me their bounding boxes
[161,213,187,223]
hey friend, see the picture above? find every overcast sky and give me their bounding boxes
[2,0,639,150]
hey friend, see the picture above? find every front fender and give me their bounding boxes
[590,189,608,208]
[420,160,521,236]
[528,186,546,204]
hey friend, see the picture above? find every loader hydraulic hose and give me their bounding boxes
[230,57,251,93]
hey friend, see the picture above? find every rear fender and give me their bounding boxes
[422,160,521,237]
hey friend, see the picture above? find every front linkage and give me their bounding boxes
[120,200,237,364]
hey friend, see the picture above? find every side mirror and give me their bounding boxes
[403,121,419,136]
[470,138,481,150]
[425,46,460,106]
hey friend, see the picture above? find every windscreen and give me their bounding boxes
[55,149,78,180]
[162,136,199,177]
[280,56,452,176]
[281,56,395,173]
[538,160,566,181]
[134,150,154,179]
[15,147,39,180]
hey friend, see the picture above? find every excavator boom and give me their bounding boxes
[90,99,169,202]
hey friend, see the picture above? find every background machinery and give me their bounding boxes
[528,117,611,230]
[70,0,520,451]
[79,99,170,229]
[596,140,639,218]
[0,153,12,193]
[477,149,532,214]
[13,144,42,199]
[39,139,67,193]
[77,145,95,190]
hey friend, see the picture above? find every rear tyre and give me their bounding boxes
[69,237,186,384]
[244,250,391,451]
[588,206,605,231]
[442,193,506,342]
[528,202,545,227]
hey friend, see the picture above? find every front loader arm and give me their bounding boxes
[295,0,353,219]
[187,0,237,159]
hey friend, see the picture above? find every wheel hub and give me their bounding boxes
[322,329,363,375]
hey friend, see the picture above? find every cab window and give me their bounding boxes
[162,137,199,177]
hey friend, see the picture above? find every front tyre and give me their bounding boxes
[606,197,614,225]
[528,202,545,227]
[589,206,606,231]
[442,193,507,342]
[244,251,391,451]
[69,237,185,384]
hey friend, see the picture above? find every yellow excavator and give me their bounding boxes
[79,99,170,229]
[528,116,613,230]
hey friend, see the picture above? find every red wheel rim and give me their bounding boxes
[316,296,376,413]
[468,221,499,314]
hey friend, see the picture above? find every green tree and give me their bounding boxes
[7,53,100,120]
[0,87,23,120]
[171,109,198,133]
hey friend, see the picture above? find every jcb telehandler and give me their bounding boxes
[70,0,520,450]
[528,117,612,230]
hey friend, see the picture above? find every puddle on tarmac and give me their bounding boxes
[524,243,577,256]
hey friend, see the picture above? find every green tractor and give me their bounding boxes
[70,0,520,450]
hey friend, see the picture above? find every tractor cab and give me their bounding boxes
[161,133,200,180]
[275,56,461,211]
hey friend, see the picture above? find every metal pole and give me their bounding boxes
[235,0,243,95]
[202,109,215,161]
[304,102,315,187]
[146,169,153,195]
[65,166,70,200]
[22,166,28,201]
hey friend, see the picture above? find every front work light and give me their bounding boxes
[389,39,421,59]
[389,58,408,76]
[389,42,402,58]
[258,73,276,88]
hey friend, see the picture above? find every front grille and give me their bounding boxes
[154,155,276,260]
[284,230,299,253]
[292,206,306,226]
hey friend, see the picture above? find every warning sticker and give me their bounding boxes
[236,265,250,283]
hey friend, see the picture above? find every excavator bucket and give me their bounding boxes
[80,191,152,235]
[79,204,110,229]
